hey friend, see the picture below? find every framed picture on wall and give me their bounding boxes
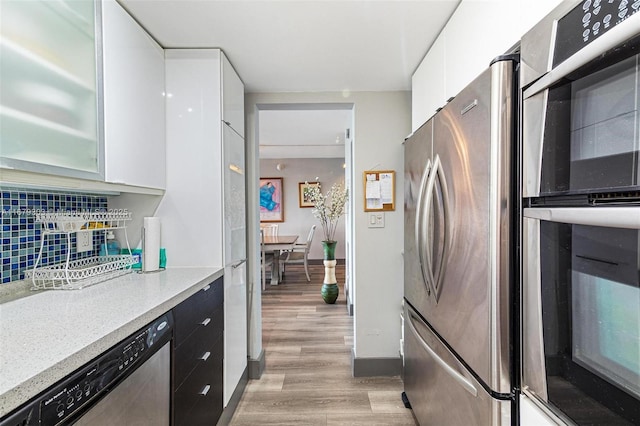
[298,182,320,208]
[259,177,284,222]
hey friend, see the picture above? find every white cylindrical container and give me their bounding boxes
[142,217,161,272]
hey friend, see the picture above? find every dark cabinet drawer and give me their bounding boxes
[174,277,223,347]
[174,306,223,389]
[172,276,224,426]
[174,334,223,426]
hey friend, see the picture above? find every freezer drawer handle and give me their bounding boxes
[199,385,211,396]
[407,312,478,397]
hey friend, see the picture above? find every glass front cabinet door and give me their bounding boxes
[0,0,103,179]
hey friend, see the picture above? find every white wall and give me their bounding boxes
[247,91,411,365]
[411,0,564,131]
[259,158,346,260]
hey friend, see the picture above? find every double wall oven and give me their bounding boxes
[521,1,640,425]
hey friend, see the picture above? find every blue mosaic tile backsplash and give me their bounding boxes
[1,189,108,284]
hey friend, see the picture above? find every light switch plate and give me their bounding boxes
[368,212,384,228]
[77,230,93,253]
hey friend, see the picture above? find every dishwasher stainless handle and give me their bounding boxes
[406,311,478,397]
[199,385,211,396]
[200,351,211,362]
[200,318,211,327]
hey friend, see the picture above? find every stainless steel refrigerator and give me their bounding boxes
[403,55,518,425]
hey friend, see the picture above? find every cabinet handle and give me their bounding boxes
[199,385,211,396]
[200,318,211,326]
[203,284,211,292]
[200,351,211,361]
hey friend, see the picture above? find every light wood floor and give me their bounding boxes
[229,263,417,426]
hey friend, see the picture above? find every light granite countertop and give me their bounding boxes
[0,267,224,418]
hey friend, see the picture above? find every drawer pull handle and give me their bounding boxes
[200,351,211,361]
[199,385,211,396]
[200,318,211,326]
[203,285,211,292]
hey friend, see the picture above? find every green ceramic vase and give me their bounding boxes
[321,241,338,304]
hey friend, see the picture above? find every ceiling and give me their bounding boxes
[118,0,461,158]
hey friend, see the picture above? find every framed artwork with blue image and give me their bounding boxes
[259,177,284,222]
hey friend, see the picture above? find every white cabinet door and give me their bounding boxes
[223,123,246,264]
[102,0,165,189]
[221,53,245,138]
[159,49,223,267]
[0,0,100,178]
[518,0,563,35]
[444,0,520,100]
[224,261,247,407]
[411,35,446,131]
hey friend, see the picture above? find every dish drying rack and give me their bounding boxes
[26,210,137,290]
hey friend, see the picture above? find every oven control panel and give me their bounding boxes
[0,313,173,426]
[554,0,640,66]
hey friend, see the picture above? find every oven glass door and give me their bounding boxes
[537,52,640,195]
[533,214,639,424]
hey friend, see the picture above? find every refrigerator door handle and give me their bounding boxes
[415,158,433,296]
[407,311,478,397]
[424,155,451,302]
[432,157,452,302]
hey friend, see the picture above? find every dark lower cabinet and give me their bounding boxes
[173,276,224,425]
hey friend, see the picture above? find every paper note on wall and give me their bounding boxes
[379,173,393,204]
[366,180,381,199]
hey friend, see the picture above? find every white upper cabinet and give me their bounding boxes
[102,0,166,189]
[412,35,446,131]
[221,53,245,137]
[0,0,101,178]
[444,0,520,101]
[411,0,564,130]
[518,0,564,35]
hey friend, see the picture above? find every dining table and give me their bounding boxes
[262,235,298,285]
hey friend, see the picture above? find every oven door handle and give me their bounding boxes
[523,207,640,229]
[524,12,640,99]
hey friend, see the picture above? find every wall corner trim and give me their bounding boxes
[248,349,265,380]
[351,349,403,377]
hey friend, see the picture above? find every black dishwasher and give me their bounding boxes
[0,312,173,426]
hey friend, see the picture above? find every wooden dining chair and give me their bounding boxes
[280,225,316,282]
[260,223,279,237]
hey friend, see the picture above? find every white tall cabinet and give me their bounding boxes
[102,0,166,189]
[159,49,247,409]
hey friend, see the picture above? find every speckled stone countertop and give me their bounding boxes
[0,267,224,418]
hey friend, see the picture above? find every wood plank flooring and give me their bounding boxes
[229,263,417,426]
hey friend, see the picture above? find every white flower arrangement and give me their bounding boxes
[305,181,349,242]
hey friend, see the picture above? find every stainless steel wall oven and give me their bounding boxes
[521,2,640,425]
